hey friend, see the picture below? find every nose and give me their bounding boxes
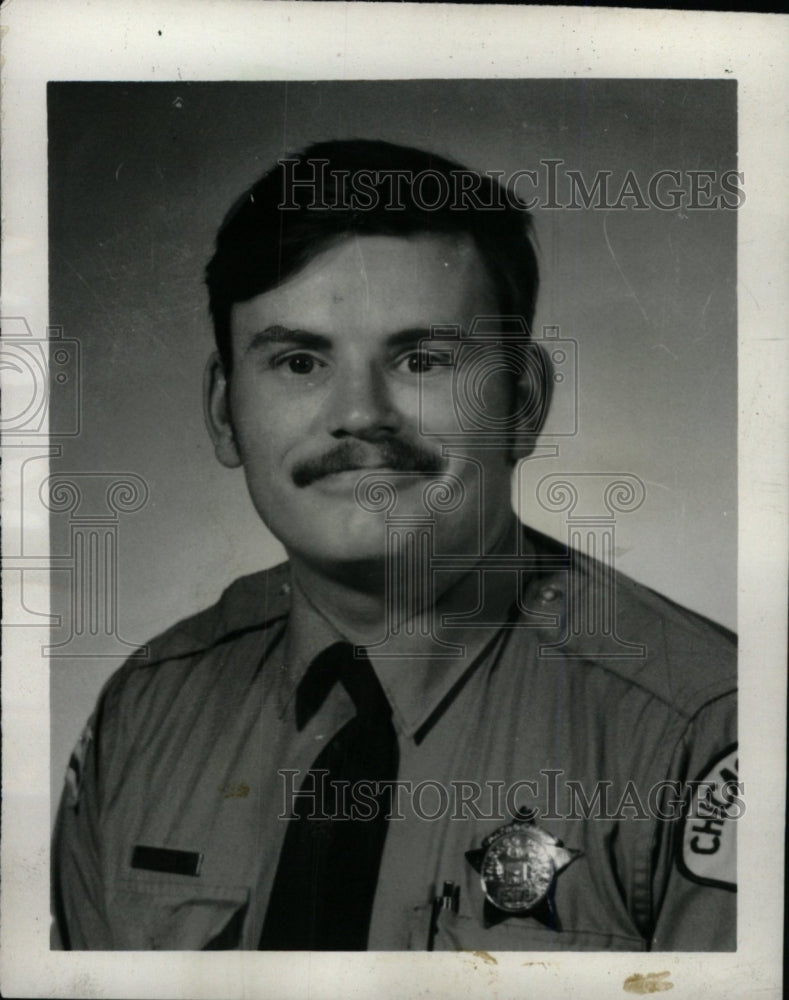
[324,361,402,440]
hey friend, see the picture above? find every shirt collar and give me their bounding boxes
[279,521,532,740]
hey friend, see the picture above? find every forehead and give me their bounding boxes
[231,233,498,341]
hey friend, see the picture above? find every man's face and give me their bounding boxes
[206,233,528,574]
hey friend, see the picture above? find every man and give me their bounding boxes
[52,139,737,951]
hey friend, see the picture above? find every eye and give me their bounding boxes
[272,352,326,376]
[397,349,454,375]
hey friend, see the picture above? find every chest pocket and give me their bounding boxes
[108,877,250,950]
[408,904,646,952]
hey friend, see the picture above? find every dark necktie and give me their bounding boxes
[259,642,399,950]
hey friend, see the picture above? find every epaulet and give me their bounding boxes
[133,561,291,668]
[523,528,737,716]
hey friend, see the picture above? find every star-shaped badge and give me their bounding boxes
[465,812,581,930]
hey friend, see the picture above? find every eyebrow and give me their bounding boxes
[245,325,457,355]
[386,327,457,349]
[245,326,333,354]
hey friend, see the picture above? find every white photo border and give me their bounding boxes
[2,2,787,998]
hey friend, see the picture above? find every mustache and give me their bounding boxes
[292,438,446,488]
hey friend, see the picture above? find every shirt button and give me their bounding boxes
[539,585,561,603]
[280,582,292,596]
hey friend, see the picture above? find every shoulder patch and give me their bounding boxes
[677,744,739,891]
[64,722,93,807]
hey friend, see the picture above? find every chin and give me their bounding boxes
[281,517,390,567]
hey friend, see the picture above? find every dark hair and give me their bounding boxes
[205,139,539,370]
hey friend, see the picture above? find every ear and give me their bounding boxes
[508,340,553,463]
[204,353,242,469]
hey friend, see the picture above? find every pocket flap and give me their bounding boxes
[409,902,645,951]
[109,877,250,949]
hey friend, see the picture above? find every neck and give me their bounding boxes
[288,512,520,642]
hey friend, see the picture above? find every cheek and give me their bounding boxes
[404,380,461,434]
[459,366,517,422]
[228,382,291,462]
[415,374,518,446]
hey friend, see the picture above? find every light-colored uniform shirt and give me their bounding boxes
[52,528,737,950]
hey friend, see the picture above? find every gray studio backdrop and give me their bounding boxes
[48,80,737,812]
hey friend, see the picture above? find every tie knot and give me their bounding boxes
[296,642,391,728]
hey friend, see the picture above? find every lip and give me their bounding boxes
[310,466,430,495]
